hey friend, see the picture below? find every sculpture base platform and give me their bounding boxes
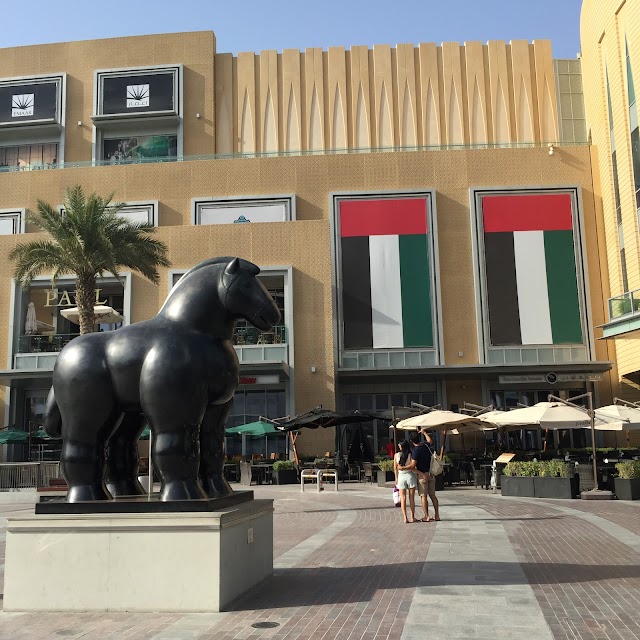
[4,497,273,612]
[35,490,253,514]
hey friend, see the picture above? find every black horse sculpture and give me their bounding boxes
[43,257,280,503]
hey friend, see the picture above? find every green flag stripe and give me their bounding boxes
[399,234,433,348]
[544,230,583,344]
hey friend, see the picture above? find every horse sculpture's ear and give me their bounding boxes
[225,258,240,275]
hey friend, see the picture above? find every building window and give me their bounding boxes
[0,210,25,234]
[0,143,58,170]
[103,135,177,163]
[192,195,295,225]
[625,41,640,213]
[607,66,628,292]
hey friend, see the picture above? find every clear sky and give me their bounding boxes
[3,0,584,59]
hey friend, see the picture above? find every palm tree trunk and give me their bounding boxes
[76,275,97,335]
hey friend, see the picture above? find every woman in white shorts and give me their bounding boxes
[394,440,417,523]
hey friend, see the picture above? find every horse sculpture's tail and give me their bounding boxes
[43,388,62,438]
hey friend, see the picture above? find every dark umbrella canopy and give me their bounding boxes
[273,407,374,432]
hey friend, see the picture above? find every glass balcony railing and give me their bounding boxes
[16,325,288,355]
[0,141,591,174]
[18,333,78,353]
[608,289,640,321]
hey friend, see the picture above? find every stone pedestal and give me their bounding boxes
[4,498,273,612]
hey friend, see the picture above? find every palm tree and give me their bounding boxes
[11,185,170,335]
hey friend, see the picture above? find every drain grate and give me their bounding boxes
[251,621,280,629]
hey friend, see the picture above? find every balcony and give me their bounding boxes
[602,289,640,339]
[13,325,289,370]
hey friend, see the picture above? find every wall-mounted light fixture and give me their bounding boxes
[77,120,82,127]
[310,366,317,373]
[196,113,201,119]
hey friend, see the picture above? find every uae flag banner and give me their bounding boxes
[339,197,433,350]
[482,193,583,346]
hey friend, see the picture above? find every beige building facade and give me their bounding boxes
[581,1,640,415]
[0,30,620,458]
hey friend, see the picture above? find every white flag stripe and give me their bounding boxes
[513,230,553,345]
[369,235,404,348]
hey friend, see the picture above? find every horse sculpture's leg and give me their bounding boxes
[149,423,207,501]
[105,412,146,497]
[200,400,233,498]
[60,407,120,503]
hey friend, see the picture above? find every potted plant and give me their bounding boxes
[534,460,577,499]
[500,461,536,497]
[614,460,640,500]
[376,459,396,487]
[272,460,298,485]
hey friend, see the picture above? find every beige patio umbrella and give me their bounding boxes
[397,410,494,457]
[592,404,640,446]
[60,305,124,325]
[396,410,491,432]
[489,398,628,493]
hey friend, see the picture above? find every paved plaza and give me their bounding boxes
[0,484,639,640]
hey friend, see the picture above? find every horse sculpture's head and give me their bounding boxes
[222,258,280,331]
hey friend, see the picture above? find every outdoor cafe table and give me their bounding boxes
[251,462,274,485]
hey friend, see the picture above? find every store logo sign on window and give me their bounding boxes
[11,94,34,117]
[126,84,149,108]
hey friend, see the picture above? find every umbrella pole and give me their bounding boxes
[440,430,447,460]
[289,432,299,465]
[392,406,397,452]
[627,429,631,448]
[543,429,549,452]
[588,392,598,491]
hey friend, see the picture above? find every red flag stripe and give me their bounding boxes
[340,198,428,237]
[482,194,573,232]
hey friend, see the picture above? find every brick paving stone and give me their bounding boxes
[0,486,640,639]
[446,490,640,640]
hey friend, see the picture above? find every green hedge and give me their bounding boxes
[615,460,640,479]
[273,460,295,472]
[378,459,395,472]
[503,461,572,478]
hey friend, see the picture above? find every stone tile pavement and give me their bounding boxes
[0,484,638,639]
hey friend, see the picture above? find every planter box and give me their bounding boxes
[500,475,534,497]
[273,469,298,485]
[377,470,395,487]
[534,476,576,499]
[614,477,640,500]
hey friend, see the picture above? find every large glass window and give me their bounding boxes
[625,42,640,214]
[0,143,58,170]
[225,389,287,457]
[103,135,177,163]
[340,391,437,461]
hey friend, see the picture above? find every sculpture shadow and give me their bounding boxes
[227,560,640,610]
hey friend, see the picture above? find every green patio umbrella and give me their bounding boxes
[33,428,53,440]
[0,428,28,444]
[225,421,279,437]
[139,425,151,440]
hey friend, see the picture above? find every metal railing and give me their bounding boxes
[0,462,60,489]
[18,333,78,354]
[16,325,287,354]
[608,289,640,321]
[0,141,590,174]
